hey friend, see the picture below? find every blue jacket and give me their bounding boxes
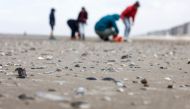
[95,14,120,34]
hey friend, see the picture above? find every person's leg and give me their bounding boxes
[50,24,55,40]
[71,29,76,39]
[51,25,54,31]
[79,23,85,40]
[124,18,131,40]
[82,23,85,40]
[68,21,77,39]
[95,30,104,40]
[50,24,53,34]
[79,23,82,38]
[96,29,115,41]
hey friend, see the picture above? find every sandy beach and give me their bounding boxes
[0,35,190,109]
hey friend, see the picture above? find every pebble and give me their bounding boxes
[18,94,34,100]
[185,85,190,87]
[188,61,190,64]
[140,87,147,91]
[36,92,69,102]
[160,66,167,69]
[123,78,128,81]
[164,77,172,81]
[46,55,53,60]
[107,60,116,62]
[48,88,56,92]
[167,85,173,89]
[86,77,97,80]
[38,57,45,60]
[71,101,90,109]
[31,66,45,69]
[44,71,54,75]
[102,96,112,101]
[117,88,125,92]
[132,81,138,84]
[29,47,36,51]
[154,54,158,58]
[81,53,88,57]
[121,55,131,59]
[56,68,62,72]
[136,76,143,79]
[107,67,117,72]
[75,87,86,96]
[115,81,126,88]
[169,51,174,56]
[141,79,149,87]
[102,77,115,81]
[15,68,27,79]
[129,62,135,67]
[130,102,136,106]
[141,79,148,84]
[75,64,80,68]
[14,64,21,66]
[0,94,3,98]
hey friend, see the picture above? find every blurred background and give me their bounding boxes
[0,0,190,37]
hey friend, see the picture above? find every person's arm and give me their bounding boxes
[77,12,81,21]
[120,11,125,21]
[85,12,88,24]
[112,22,119,34]
[132,15,135,24]
[54,14,56,25]
[85,12,88,20]
[131,9,137,24]
[129,18,133,26]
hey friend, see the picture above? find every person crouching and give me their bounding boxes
[95,14,121,42]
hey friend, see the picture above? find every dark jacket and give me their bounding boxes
[78,10,88,23]
[49,12,55,26]
[67,19,79,31]
[95,14,120,34]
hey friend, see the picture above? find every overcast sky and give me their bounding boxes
[0,0,190,37]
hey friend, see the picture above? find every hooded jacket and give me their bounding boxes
[121,4,138,22]
[95,14,120,34]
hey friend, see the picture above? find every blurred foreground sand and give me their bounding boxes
[0,35,190,109]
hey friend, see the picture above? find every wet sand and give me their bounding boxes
[0,35,190,109]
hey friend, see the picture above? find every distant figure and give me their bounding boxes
[77,7,88,40]
[49,8,56,40]
[95,14,121,42]
[121,1,140,41]
[67,19,79,40]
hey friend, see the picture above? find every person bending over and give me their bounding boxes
[67,19,79,40]
[121,1,140,41]
[95,14,120,41]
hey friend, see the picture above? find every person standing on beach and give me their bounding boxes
[49,8,56,40]
[95,14,122,42]
[121,1,140,41]
[67,19,79,40]
[77,7,88,40]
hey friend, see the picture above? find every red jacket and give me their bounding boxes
[121,4,138,22]
[78,10,88,23]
